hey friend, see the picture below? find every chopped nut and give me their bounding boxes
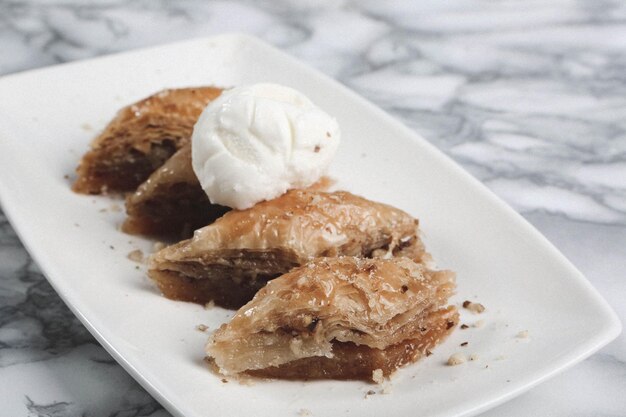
[462,300,486,314]
[516,330,529,339]
[460,324,469,330]
[196,324,209,332]
[126,249,144,263]
[372,368,384,384]
[289,337,304,355]
[446,321,455,329]
[460,342,468,347]
[447,352,466,366]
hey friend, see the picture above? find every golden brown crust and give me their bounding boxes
[206,257,457,380]
[149,190,427,307]
[72,87,222,194]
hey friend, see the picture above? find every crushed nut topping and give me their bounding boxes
[447,352,466,366]
[126,249,144,263]
[462,300,485,313]
[372,368,384,384]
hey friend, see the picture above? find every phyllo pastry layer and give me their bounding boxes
[149,189,427,308]
[207,257,457,380]
[122,144,228,238]
[73,87,222,194]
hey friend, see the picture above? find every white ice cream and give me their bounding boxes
[191,83,340,210]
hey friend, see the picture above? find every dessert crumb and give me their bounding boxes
[298,409,312,416]
[64,174,70,180]
[462,300,486,314]
[221,378,228,383]
[109,245,115,250]
[204,300,216,310]
[460,324,469,329]
[238,376,256,386]
[80,123,93,131]
[372,369,384,384]
[473,320,485,328]
[460,342,468,347]
[196,324,209,332]
[425,349,433,357]
[153,241,166,252]
[109,203,122,212]
[126,249,144,263]
[380,383,393,395]
[447,352,466,366]
[469,354,479,361]
[516,330,529,339]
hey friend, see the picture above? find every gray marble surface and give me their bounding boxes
[1,1,625,416]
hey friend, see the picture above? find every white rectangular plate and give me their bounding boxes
[0,34,620,417]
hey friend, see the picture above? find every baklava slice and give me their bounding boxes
[149,189,427,308]
[206,257,458,381]
[73,87,222,194]
[122,144,229,238]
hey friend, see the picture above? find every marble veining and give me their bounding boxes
[1,1,625,416]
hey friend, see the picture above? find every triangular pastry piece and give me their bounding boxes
[206,257,457,380]
[122,144,228,238]
[73,87,222,194]
[149,189,428,308]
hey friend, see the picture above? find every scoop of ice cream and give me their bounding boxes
[191,83,340,210]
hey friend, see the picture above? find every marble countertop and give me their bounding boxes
[1,1,625,416]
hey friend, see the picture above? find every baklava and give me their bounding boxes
[149,189,428,308]
[73,87,222,194]
[122,144,228,237]
[206,257,457,380]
